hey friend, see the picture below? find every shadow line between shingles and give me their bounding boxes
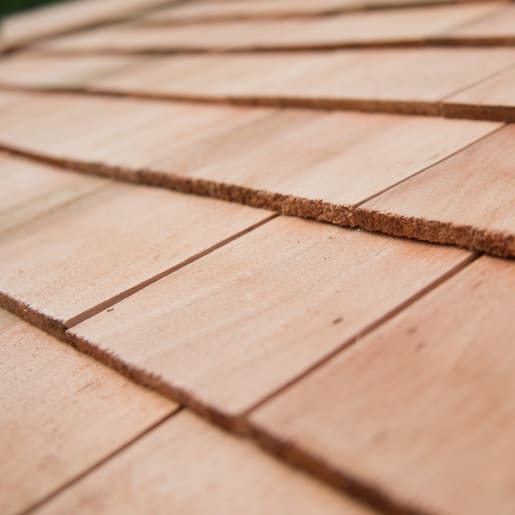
[0,141,513,259]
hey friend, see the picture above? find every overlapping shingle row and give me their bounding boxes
[1,1,514,515]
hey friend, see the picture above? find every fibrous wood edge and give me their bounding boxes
[0,235,477,515]
[442,101,515,122]
[2,81,514,123]
[28,36,515,56]
[0,286,249,432]
[0,143,513,258]
[250,423,431,515]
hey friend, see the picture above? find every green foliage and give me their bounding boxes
[0,0,70,18]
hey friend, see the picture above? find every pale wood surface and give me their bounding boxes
[2,1,515,513]
[0,90,509,256]
[0,180,270,326]
[160,112,497,205]
[0,152,105,233]
[3,50,515,124]
[445,64,515,120]
[39,3,504,52]
[0,91,498,205]
[1,0,175,49]
[35,412,373,515]
[364,125,515,241]
[448,3,515,39]
[70,217,469,424]
[90,48,515,105]
[143,0,474,23]
[251,256,515,515]
[0,309,175,515]
[0,91,272,167]
[0,54,142,88]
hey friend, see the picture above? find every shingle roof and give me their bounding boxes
[1,1,514,515]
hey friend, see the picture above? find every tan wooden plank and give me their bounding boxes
[0,152,105,233]
[0,54,143,89]
[444,65,515,121]
[0,89,509,257]
[91,48,515,117]
[446,3,515,41]
[361,125,515,256]
[6,50,515,116]
[0,91,498,206]
[142,0,475,24]
[38,3,505,53]
[1,0,176,50]
[151,112,497,205]
[0,308,175,515]
[0,180,271,332]
[69,217,470,429]
[251,256,515,515]
[0,91,272,166]
[34,411,373,515]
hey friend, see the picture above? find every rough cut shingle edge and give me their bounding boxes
[1,143,513,259]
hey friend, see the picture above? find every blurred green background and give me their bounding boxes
[1,0,69,18]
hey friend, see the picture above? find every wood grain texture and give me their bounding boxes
[446,3,515,42]
[0,152,105,233]
[251,256,515,515]
[362,125,515,256]
[90,48,515,119]
[0,309,175,515]
[0,91,272,167]
[37,3,505,53]
[34,411,373,515]
[8,49,515,119]
[1,0,175,50]
[0,90,499,207]
[0,89,510,257]
[69,217,470,429]
[0,54,143,89]
[0,180,271,332]
[444,64,515,121]
[158,111,497,205]
[141,0,481,24]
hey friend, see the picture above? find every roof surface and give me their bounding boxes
[1,1,514,515]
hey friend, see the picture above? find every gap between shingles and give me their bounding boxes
[0,210,277,339]
[0,141,514,259]
[243,252,482,515]
[65,213,279,328]
[21,37,515,57]
[243,251,481,419]
[354,122,506,206]
[1,77,514,124]
[4,246,482,515]
[18,407,183,515]
[441,61,515,103]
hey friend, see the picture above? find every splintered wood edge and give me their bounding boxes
[0,287,249,433]
[442,102,515,122]
[27,35,515,57]
[1,143,514,259]
[1,81,514,124]
[0,292,435,515]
